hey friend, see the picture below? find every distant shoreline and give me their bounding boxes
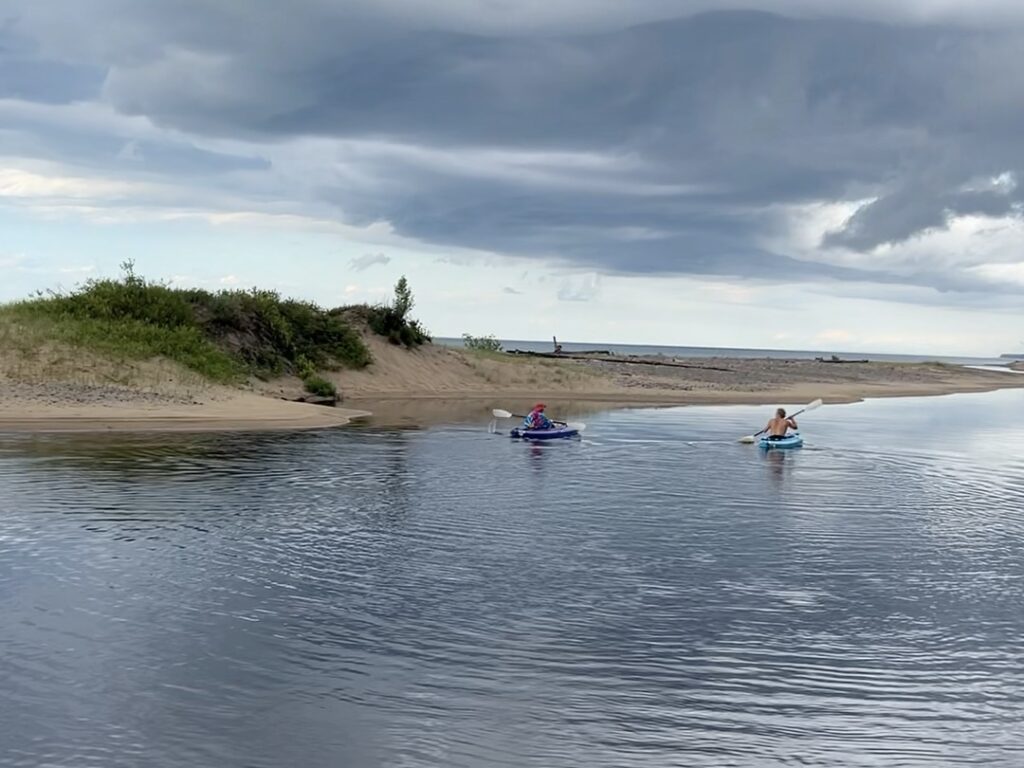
[436,337,1015,367]
[3,342,1024,433]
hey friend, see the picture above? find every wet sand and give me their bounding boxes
[0,381,368,433]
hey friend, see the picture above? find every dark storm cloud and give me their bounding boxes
[0,24,104,103]
[0,101,269,175]
[825,183,1020,251]
[4,2,1024,293]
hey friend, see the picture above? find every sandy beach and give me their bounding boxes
[2,331,1023,432]
[303,334,1024,405]
[0,380,369,433]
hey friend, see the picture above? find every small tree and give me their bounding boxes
[393,276,414,320]
[363,275,430,347]
[120,258,142,286]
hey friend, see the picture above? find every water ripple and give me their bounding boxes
[2,392,1024,766]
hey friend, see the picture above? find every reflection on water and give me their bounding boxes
[349,398,615,430]
[2,390,1024,767]
[760,447,791,490]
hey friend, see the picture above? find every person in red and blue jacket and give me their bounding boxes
[523,403,554,430]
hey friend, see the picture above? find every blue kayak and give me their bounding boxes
[510,426,579,440]
[759,431,803,449]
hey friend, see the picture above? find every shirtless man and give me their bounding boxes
[763,408,798,440]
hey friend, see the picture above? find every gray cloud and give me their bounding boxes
[825,176,1020,251]
[502,286,523,295]
[0,25,103,103]
[349,252,391,271]
[4,3,1024,296]
[806,279,1024,313]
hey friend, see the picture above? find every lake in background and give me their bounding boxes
[436,337,1015,367]
[2,390,1023,767]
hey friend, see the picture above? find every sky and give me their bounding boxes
[2,1,1024,356]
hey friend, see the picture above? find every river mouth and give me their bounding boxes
[2,389,1023,767]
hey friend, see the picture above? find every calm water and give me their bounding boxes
[2,391,1024,767]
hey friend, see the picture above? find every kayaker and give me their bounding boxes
[524,403,555,430]
[763,407,798,441]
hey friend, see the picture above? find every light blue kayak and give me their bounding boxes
[759,432,803,449]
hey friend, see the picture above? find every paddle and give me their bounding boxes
[491,408,587,432]
[738,398,823,444]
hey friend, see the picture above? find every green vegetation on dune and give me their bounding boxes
[3,307,244,382]
[0,261,375,384]
[0,263,435,390]
[339,276,431,348]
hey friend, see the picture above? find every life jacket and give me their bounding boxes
[524,410,552,429]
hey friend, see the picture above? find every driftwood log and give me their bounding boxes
[507,349,734,372]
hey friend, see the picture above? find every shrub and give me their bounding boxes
[462,333,503,352]
[303,375,338,398]
[280,300,371,369]
[51,260,193,328]
[295,354,317,381]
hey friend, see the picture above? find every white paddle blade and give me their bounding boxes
[738,435,756,444]
[804,398,824,412]
[492,409,513,419]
